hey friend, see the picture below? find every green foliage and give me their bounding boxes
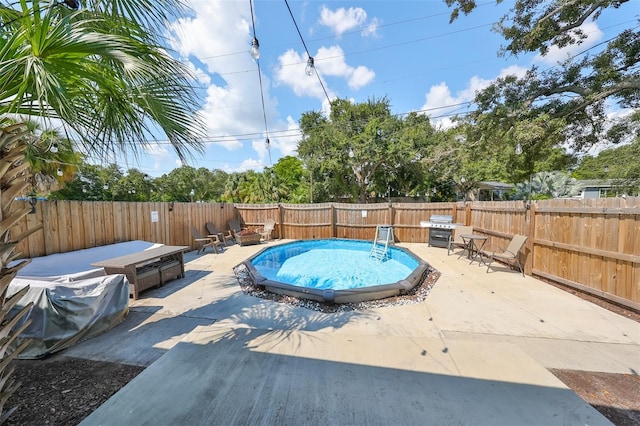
[153,166,228,202]
[49,163,123,200]
[298,98,437,202]
[573,138,640,194]
[272,156,308,203]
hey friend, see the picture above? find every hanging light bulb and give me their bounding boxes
[305,56,315,76]
[515,143,523,155]
[50,143,58,153]
[57,168,63,176]
[250,37,260,60]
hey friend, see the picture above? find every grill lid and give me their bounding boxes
[429,214,453,223]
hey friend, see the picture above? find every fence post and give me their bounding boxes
[525,203,536,276]
[278,203,284,239]
[330,203,336,238]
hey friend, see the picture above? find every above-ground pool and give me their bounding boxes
[242,239,430,304]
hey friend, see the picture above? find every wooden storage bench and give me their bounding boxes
[92,245,188,299]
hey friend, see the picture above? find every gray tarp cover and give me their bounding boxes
[8,241,162,359]
[9,274,129,359]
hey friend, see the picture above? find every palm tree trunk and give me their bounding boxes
[0,123,44,422]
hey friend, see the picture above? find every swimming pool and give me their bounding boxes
[242,239,429,304]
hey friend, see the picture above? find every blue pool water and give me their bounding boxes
[250,239,418,290]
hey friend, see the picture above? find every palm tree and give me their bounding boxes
[18,120,82,195]
[1,0,205,159]
[0,0,206,418]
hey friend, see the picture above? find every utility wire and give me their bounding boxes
[77,101,476,147]
[283,0,332,106]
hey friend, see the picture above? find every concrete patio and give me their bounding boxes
[67,241,639,425]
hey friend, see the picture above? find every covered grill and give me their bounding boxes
[419,215,456,248]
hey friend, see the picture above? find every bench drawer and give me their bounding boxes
[135,266,161,294]
[159,260,182,284]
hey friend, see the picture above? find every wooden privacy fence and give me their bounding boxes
[237,199,639,310]
[11,198,639,310]
[13,200,236,258]
[234,202,457,242]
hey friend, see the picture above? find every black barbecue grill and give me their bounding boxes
[420,215,457,248]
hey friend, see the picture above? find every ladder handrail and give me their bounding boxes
[370,225,392,261]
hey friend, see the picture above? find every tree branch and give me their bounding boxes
[549,79,640,118]
[538,1,602,33]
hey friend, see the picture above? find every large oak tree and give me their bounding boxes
[446,0,639,151]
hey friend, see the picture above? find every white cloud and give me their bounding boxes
[534,21,604,65]
[497,65,528,80]
[362,17,381,38]
[142,143,175,173]
[420,65,528,128]
[239,157,263,171]
[252,138,269,164]
[316,46,375,90]
[274,49,323,98]
[319,6,374,37]
[274,116,301,157]
[274,46,374,97]
[183,59,211,85]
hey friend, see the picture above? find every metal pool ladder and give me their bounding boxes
[370,225,393,261]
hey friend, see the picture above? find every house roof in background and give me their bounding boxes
[477,181,515,191]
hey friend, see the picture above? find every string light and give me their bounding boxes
[249,0,272,164]
[305,56,315,76]
[284,0,331,104]
[515,143,523,155]
[250,37,260,60]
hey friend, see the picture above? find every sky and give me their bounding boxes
[96,0,636,177]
